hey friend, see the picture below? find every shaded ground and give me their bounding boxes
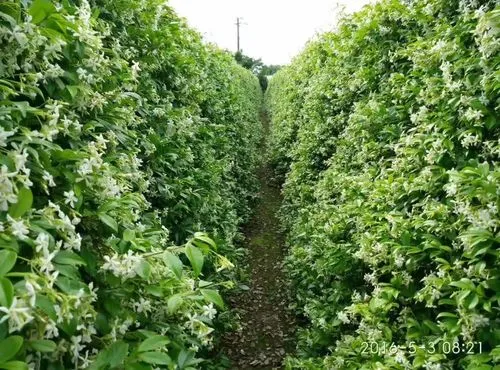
[221,113,295,369]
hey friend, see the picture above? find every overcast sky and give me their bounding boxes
[169,0,373,65]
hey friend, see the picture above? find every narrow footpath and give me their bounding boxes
[222,113,295,369]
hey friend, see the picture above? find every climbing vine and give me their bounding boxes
[268,0,499,369]
[0,0,261,368]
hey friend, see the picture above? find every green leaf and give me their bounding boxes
[0,3,20,24]
[193,233,217,250]
[99,214,118,232]
[200,289,224,308]
[0,278,13,307]
[485,279,500,292]
[466,293,479,309]
[124,363,150,370]
[450,278,475,290]
[89,341,128,369]
[28,0,56,24]
[123,229,135,241]
[177,350,201,368]
[138,335,170,352]
[66,85,79,99]
[145,285,163,297]
[437,312,457,319]
[54,276,87,295]
[136,260,151,280]
[35,295,56,321]
[167,294,183,313]
[423,320,440,334]
[53,251,85,266]
[138,351,171,366]
[185,244,203,277]
[29,339,56,353]
[52,149,82,161]
[0,361,29,370]
[0,336,23,363]
[164,252,183,279]
[107,341,129,367]
[8,188,32,218]
[0,251,16,277]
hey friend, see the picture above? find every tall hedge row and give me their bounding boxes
[267,0,499,369]
[0,0,261,368]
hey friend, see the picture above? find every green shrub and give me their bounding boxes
[268,0,499,369]
[0,0,261,368]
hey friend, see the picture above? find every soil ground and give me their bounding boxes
[221,113,295,369]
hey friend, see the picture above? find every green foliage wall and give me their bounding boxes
[0,0,261,368]
[267,0,499,368]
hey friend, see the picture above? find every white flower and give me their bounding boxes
[0,165,17,211]
[39,248,57,275]
[42,171,56,187]
[400,271,413,285]
[464,107,483,121]
[364,272,376,285]
[35,232,50,252]
[0,127,16,147]
[444,182,458,197]
[36,234,57,275]
[131,60,141,79]
[0,297,34,333]
[351,291,362,302]
[44,319,59,338]
[185,313,199,331]
[88,282,98,302]
[9,25,28,47]
[202,303,217,320]
[7,215,29,239]
[100,177,121,198]
[114,317,134,336]
[70,336,84,365]
[186,278,195,291]
[25,281,37,307]
[379,25,390,35]
[70,289,85,309]
[53,304,64,324]
[461,133,480,148]
[431,39,447,53]
[424,361,441,370]
[102,250,143,280]
[394,254,405,268]
[133,297,152,315]
[11,147,29,173]
[64,233,82,251]
[395,350,407,364]
[64,190,78,208]
[474,208,496,229]
[337,311,350,324]
[78,350,92,368]
[95,134,108,149]
[470,314,489,330]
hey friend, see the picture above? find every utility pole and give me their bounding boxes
[235,17,245,52]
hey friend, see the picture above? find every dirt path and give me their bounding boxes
[221,113,295,369]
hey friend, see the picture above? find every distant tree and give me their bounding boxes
[257,64,281,91]
[234,51,281,91]
[234,51,263,74]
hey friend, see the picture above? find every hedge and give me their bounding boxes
[0,0,261,368]
[267,0,499,368]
